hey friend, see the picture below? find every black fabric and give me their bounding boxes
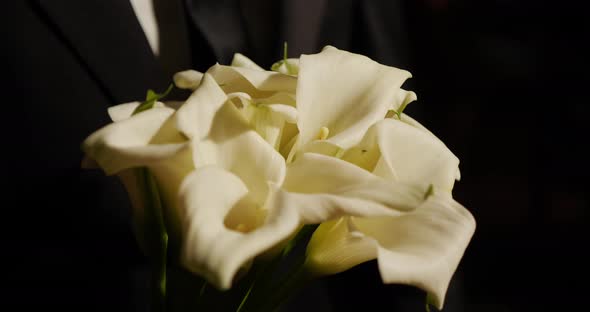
[4,1,152,310]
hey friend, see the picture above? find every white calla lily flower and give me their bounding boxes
[306,192,475,309]
[339,118,460,193]
[294,46,412,155]
[173,70,203,91]
[231,52,265,71]
[82,45,475,311]
[303,117,469,309]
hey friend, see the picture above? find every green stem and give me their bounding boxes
[136,168,168,312]
[236,280,256,312]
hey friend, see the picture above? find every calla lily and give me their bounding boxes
[177,153,422,291]
[178,166,299,289]
[82,103,192,243]
[173,70,203,91]
[339,118,461,193]
[231,52,265,71]
[306,192,475,309]
[271,47,474,309]
[82,46,475,311]
[174,55,299,152]
[303,118,470,309]
[294,46,412,157]
[83,73,294,287]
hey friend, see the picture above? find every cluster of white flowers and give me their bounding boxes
[83,46,475,309]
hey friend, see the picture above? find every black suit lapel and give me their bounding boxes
[33,0,170,104]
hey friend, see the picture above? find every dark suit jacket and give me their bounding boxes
[3,1,472,311]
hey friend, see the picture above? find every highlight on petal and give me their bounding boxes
[305,192,475,310]
[386,113,462,182]
[173,70,204,91]
[231,53,264,71]
[372,119,460,192]
[196,128,287,204]
[82,107,189,175]
[242,104,293,150]
[283,153,424,223]
[108,101,177,123]
[295,46,412,152]
[207,63,297,97]
[175,73,287,202]
[175,73,234,141]
[179,166,301,289]
[246,92,298,150]
[107,101,142,122]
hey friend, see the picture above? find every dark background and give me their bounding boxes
[311,1,589,311]
[3,0,588,311]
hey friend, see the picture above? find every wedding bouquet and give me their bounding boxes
[82,45,475,311]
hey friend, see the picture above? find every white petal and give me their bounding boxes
[231,53,264,71]
[107,101,168,122]
[296,46,412,151]
[242,105,285,150]
[394,113,462,182]
[227,92,253,108]
[283,153,424,222]
[265,104,297,124]
[305,218,377,275]
[235,92,297,150]
[175,73,235,140]
[353,192,476,309]
[173,70,203,90]
[207,63,297,96]
[176,75,286,201]
[390,88,417,112]
[197,130,286,204]
[285,153,381,193]
[179,167,301,289]
[372,119,460,192]
[256,91,296,107]
[82,107,190,175]
[272,58,300,76]
[107,102,141,122]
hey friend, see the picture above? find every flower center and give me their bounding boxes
[318,126,330,140]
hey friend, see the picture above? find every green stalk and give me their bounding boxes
[130,85,172,312]
[136,168,168,312]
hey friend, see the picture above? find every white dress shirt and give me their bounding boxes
[129,0,192,75]
[129,0,160,55]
